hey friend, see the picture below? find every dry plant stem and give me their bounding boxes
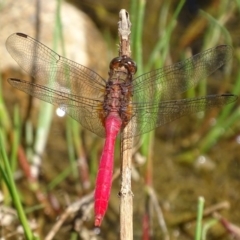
[45,192,94,240]
[120,131,133,240]
[118,9,132,57]
[118,9,133,240]
[213,212,240,238]
[147,186,169,240]
[18,146,55,217]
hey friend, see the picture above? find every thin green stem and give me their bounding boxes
[146,0,185,71]
[48,165,73,190]
[202,219,218,240]
[133,0,146,74]
[66,118,78,178]
[195,196,205,240]
[130,0,138,49]
[0,130,37,240]
[199,107,240,153]
[10,105,21,171]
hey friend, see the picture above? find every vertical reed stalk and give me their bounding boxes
[118,9,134,240]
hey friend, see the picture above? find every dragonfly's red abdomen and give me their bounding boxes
[94,114,122,226]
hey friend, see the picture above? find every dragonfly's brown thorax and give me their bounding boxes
[101,55,137,128]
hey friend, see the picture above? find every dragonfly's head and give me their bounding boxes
[109,55,137,75]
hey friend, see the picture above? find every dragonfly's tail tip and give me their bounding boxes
[94,215,103,227]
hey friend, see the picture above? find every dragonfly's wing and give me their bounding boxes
[6,33,106,100]
[122,94,237,139]
[8,78,106,138]
[132,45,232,102]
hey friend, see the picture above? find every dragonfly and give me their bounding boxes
[6,32,237,227]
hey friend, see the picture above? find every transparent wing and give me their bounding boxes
[122,94,237,139]
[133,45,232,102]
[6,33,107,137]
[8,78,106,138]
[6,33,106,101]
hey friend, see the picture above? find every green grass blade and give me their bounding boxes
[10,105,21,171]
[202,219,218,240]
[195,196,205,240]
[0,129,38,240]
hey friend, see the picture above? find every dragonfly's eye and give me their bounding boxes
[109,57,122,69]
[125,59,137,74]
